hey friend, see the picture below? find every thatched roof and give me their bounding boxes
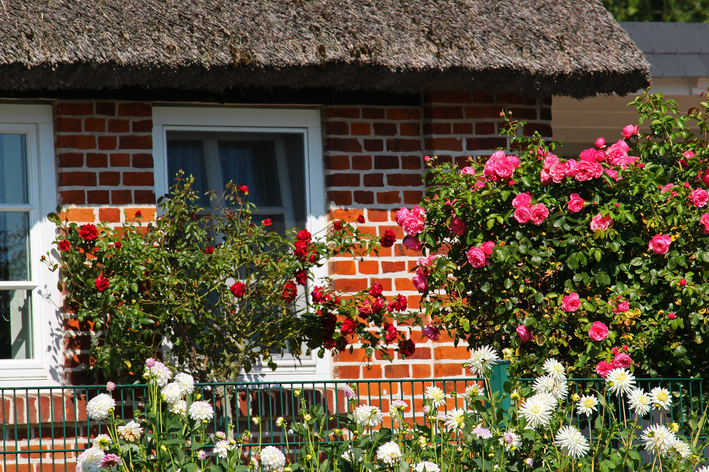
[0,0,649,98]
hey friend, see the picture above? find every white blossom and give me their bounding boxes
[354,404,383,427]
[376,441,401,466]
[641,424,676,456]
[445,408,466,433]
[650,387,672,411]
[467,346,499,376]
[76,447,105,472]
[606,368,636,397]
[519,393,555,429]
[86,394,115,421]
[628,388,651,417]
[260,446,286,471]
[91,434,112,450]
[189,401,214,422]
[161,382,184,404]
[576,395,598,417]
[117,420,143,442]
[413,462,440,472]
[145,360,173,387]
[555,425,590,459]
[174,373,195,395]
[424,386,445,408]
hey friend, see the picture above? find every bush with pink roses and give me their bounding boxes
[396,92,709,378]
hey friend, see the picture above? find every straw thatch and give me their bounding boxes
[0,0,649,98]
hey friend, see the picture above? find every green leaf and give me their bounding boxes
[530,256,542,267]
[630,257,643,267]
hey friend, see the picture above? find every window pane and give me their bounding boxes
[0,290,32,359]
[167,140,209,206]
[218,141,282,207]
[0,134,28,204]
[0,212,29,281]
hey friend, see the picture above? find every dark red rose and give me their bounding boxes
[296,229,311,242]
[384,323,398,343]
[340,318,357,336]
[371,297,384,314]
[57,240,71,252]
[263,218,272,226]
[357,215,365,224]
[205,246,214,255]
[368,282,384,298]
[312,286,325,304]
[398,339,416,358]
[238,185,249,195]
[321,311,337,335]
[79,224,98,241]
[281,281,297,303]
[230,282,246,297]
[295,269,308,286]
[387,294,408,313]
[113,241,122,249]
[134,210,142,218]
[380,229,396,248]
[294,240,309,260]
[333,220,343,231]
[95,276,110,292]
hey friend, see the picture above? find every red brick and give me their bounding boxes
[395,277,416,291]
[359,261,379,274]
[387,139,421,152]
[117,102,152,117]
[367,209,389,222]
[329,260,356,275]
[475,122,495,135]
[59,172,96,186]
[327,155,350,170]
[400,123,420,136]
[98,208,121,223]
[325,121,349,135]
[98,136,117,150]
[370,278,392,292]
[426,90,472,104]
[473,91,494,103]
[430,137,462,151]
[352,155,371,170]
[403,191,423,205]
[123,172,154,186]
[56,135,96,150]
[434,364,464,377]
[332,278,368,292]
[335,348,371,362]
[327,190,352,205]
[354,191,374,204]
[376,191,400,204]
[434,346,471,360]
[87,190,110,204]
[362,364,383,379]
[382,261,405,273]
[335,365,360,379]
[328,173,360,187]
[64,208,95,222]
[430,122,451,135]
[401,156,421,170]
[58,152,83,168]
[465,137,507,151]
[110,153,130,167]
[132,119,153,132]
[324,107,360,119]
[56,102,93,116]
[351,122,371,135]
[385,364,410,378]
[453,122,473,134]
[426,106,463,119]
[325,138,362,153]
[412,364,432,378]
[523,123,552,138]
[373,122,397,136]
[111,190,132,204]
[96,101,116,116]
[362,107,385,119]
[84,117,106,132]
[374,155,399,169]
[387,108,421,120]
[331,209,366,222]
[99,172,120,186]
[132,153,154,168]
[60,190,85,204]
[363,139,384,152]
[387,174,422,187]
[107,119,130,133]
[363,174,383,187]
[55,117,82,132]
[406,347,431,360]
[135,190,156,204]
[86,153,107,168]
[509,107,537,120]
[119,135,152,149]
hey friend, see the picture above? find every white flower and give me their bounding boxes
[162,382,184,404]
[170,400,187,416]
[445,408,466,433]
[473,427,492,439]
[519,393,555,429]
[354,405,383,427]
[376,441,401,466]
[606,368,636,397]
[641,424,676,456]
[576,395,598,417]
[189,401,214,422]
[533,375,568,401]
[146,361,173,387]
[86,394,115,421]
[76,447,105,472]
[392,399,408,409]
[650,387,672,410]
[499,431,521,451]
[464,384,484,403]
[413,462,440,472]
[627,388,651,417]
[695,466,709,472]
[91,434,112,450]
[425,386,445,408]
[117,420,143,442]
[543,358,567,383]
[555,425,590,459]
[260,446,286,471]
[174,373,195,395]
[213,440,232,459]
[668,437,691,459]
[467,346,500,376]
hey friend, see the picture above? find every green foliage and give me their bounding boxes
[602,0,709,22]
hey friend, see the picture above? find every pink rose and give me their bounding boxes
[412,274,428,293]
[540,168,552,185]
[596,361,614,378]
[516,325,533,343]
[690,188,709,207]
[561,292,581,312]
[494,158,515,179]
[460,166,476,175]
[573,161,596,181]
[701,213,709,234]
[529,203,549,226]
[543,154,559,169]
[567,193,585,213]
[402,236,422,251]
[604,168,618,180]
[395,206,426,236]
[606,140,630,166]
[467,246,489,268]
[621,124,639,138]
[481,241,495,255]
[564,159,577,177]
[683,150,696,158]
[450,217,466,236]
[474,180,485,190]
[549,162,567,183]
[590,213,612,232]
[512,192,532,208]
[588,321,609,341]
[422,324,440,341]
[612,353,633,369]
[579,148,597,162]
[595,137,606,148]
[513,205,531,224]
[613,300,629,314]
[648,234,672,255]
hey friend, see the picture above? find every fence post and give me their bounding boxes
[490,361,511,411]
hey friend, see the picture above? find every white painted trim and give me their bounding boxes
[0,104,62,387]
[153,106,331,381]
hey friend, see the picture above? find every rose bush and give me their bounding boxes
[396,92,709,378]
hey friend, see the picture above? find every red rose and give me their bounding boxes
[680,279,687,286]
[516,325,533,343]
[450,217,466,236]
[312,286,325,304]
[230,282,246,297]
[263,218,273,227]
[113,241,122,249]
[296,229,311,243]
[387,294,408,313]
[333,220,343,231]
[612,353,633,369]
[134,210,143,218]
[205,246,214,255]
[281,281,297,303]
[79,224,98,241]
[380,229,396,248]
[398,339,416,358]
[295,269,308,286]
[95,275,110,292]
[321,311,337,335]
[368,282,384,298]
[357,215,365,224]
[384,323,398,343]
[340,318,357,336]
[238,185,249,195]
[57,240,71,252]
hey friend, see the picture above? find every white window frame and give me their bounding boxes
[0,104,61,387]
[153,106,331,381]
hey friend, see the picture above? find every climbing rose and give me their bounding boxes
[567,193,585,213]
[395,206,425,236]
[387,294,408,312]
[295,269,308,286]
[340,318,357,336]
[513,206,531,224]
[595,137,606,148]
[512,193,532,208]
[357,214,365,224]
[588,321,609,342]
[561,292,580,312]
[333,220,343,231]
[596,361,614,378]
[95,276,110,292]
[621,124,639,138]
[450,217,466,236]
[230,282,246,297]
[516,325,533,343]
[529,203,549,226]
[381,229,397,248]
[590,213,612,232]
[648,234,672,255]
[612,353,633,369]
[204,246,214,255]
[480,241,495,255]
[281,281,297,303]
[398,339,416,357]
[384,323,398,343]
[613,300,629,314]
[402,236,422,251]
[369,282,384,298]
[79,224,98,241]
[467,247,489,268]
[689,188,709,207]
[262,218,272,226]
[58,240,71,252]
[237,185,249,195]
[701,214,709,233]
[422,324,440,341]
[412,274,428,293]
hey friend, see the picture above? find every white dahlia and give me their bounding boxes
[161,382,184,404]
[425,386,445,408]
[650,387,672,411]
[576,395,598,417]
[354,404,383,427]
[627,388,651,417]
[260,446,286,471]
[117,420,143,442]
[519,393,555,429]
[445,408,466,433]
[174,372,195,395]
[376,441,402,466]
[189,401,214,422]
[533,374,568,401]
[464,384,484,403]
[76,447,105,472]
[499,430,521,451]
[86,393,115,421]
[606,368,636,397]
[543,358,567,383]
[555,425,590,459]
[413,462,440,472]
[467,345,500,376]
[146,360,173,387]
[170,399,187,416]
[91,434,112,450]
[641,424,676,456]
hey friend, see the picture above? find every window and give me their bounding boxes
[153,106,329,381]
[0,104,61,386]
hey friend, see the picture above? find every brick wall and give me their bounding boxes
[323,91,552,381]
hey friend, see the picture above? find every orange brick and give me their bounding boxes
[64,208,95,222]
[330,209,365,222]
[335,365,360,379]
[359,261,379,274]
[330,260,356,275]
[395,278,416,291]
[335,348,370,363]
[98,208,121,223]
[126,207,156,222]
[370,278,392,291]
[412,364,432,378]
[361,364,383,379]
[382,261,405,273]
[434,363,464,377]
[333,278,368,292]
[385,364,410,378]
[405,347,431,360]
[367,209,390,222]
[434,346,471,360]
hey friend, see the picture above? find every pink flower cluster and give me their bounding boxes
[648,234,672,255]
[483,150,520,182]
[596,345,633,378]
[567,193,585,213]
[700,214,709,234]
[511,192,549,225]
[590,213,613,232]
[395,206,426,237]
[604,139,639,170]
[412,255,438,293]
[689,188,709,207]
[466,241,494,268]
[540,152,604,185]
